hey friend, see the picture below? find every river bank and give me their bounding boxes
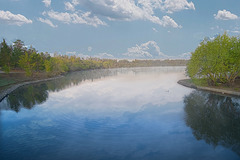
[178,79,240,97]
[0,72,63,102]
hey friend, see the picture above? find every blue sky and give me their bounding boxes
[0,0,240,59]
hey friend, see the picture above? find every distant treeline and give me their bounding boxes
[0,39,188,76]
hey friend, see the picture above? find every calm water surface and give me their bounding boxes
[0,67,240,160]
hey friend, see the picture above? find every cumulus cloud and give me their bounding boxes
[177,52,192,59]
[64,2,75,11]
[38,17,57,28]
[122,40,192,59]
[43,10,106,27]
[42,0,51,7]
[162,15,182,28]
[54,40,191,60]
[39,0,196,28]
[0,10,32,26]
[123,41,168,59]
[214,9,238,20]
[94,53,114,59]
[161,0,195,14]
[72,0,80,6]
[67,0,190,28]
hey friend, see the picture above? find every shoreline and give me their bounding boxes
[0,76,63,102]
[178,79,240,97]
[0,66,186,102]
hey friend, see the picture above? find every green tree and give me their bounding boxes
[18,52,35,76]
[12,39,26,68]
[30,52,45,72]
[187,33,240,86]
[51,56,69,74]
[44,59,52,73]
[0,39,12,73]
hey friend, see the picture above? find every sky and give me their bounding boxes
[0,0,240,59]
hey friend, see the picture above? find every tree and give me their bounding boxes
[30,51,45,72]
[44,58,54,73]
[12,39,26,68]
[187,33,240,86]
[0,39,12,73]
[18,52,36,76]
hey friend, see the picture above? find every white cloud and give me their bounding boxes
[162,15,182,28]
[72,0,80,6]
[214,9,238,20]
[177,52,192,59]
[88,46,92,52]
[226,28,240,34]
[94,53,114,59]
[0,10,32,26]
[40,0,196,28]
[231,30,240,34]
[70,0,183,28]
[152,27,158,32]
[64,2,75,11]
[123,41,168,59]
[44,10,106,27]
[66,51,77,55]
[38,17,57,28]
[161,0,195,14]
[42,0,51,7]
[122,40,192,59]
[210,25,220,30]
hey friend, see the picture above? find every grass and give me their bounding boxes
[192,78,240,93]
[0,78,16,87]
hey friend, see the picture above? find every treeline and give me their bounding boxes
[187,33,240,86]
[0,39,187,76]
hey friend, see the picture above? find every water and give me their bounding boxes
[0,67,239,160]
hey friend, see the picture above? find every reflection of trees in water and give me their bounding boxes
[184,90,240,156]
[7,83,49,112]
[0,69,119,112]
[46,69,118,92]
[0,67,185,112]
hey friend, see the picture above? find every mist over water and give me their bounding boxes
[0,67,240,160]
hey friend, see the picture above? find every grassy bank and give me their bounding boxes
[178,79,240,97]
[0,72,55,93]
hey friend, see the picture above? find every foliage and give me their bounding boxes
[18,52,36,76]
[0,39,12,73]
[0,38,188,77]
[187,33,240,86]
[12,39,26,68]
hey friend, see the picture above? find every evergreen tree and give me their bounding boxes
[12,39,26,68]
[0,39,12,73]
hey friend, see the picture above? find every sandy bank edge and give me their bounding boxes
[178,79,240,97]
[0,76,63,102]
